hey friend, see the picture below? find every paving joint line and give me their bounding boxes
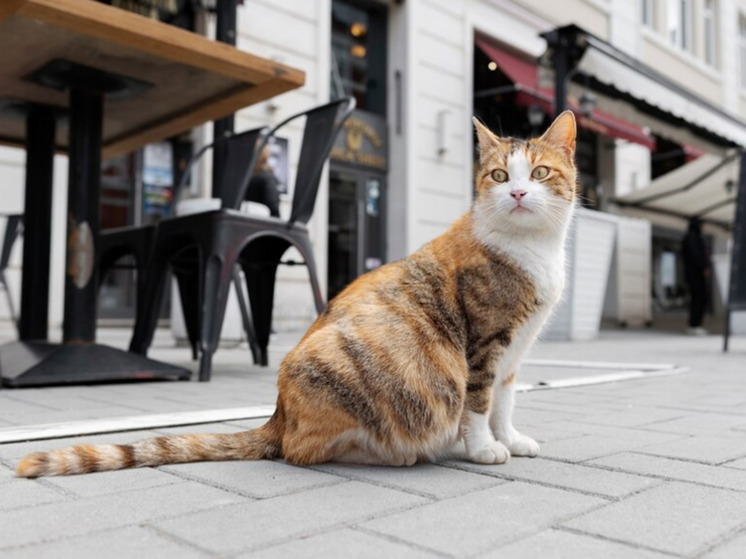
[579,456,746,494]
[351,524,455,558]
[213,497,438,557]
[303,463,474,501]
[691,521,746,558]
[555,525,686,558]
[436,460,640,501]
[144,523,221,558]
[158,463,347,500]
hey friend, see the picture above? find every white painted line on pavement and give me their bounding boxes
[0,405,275,444]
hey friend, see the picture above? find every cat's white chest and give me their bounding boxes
[503,238,566,308]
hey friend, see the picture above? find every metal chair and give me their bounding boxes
[130,97,355,380]
[0,214,23,331]
[98,128,269,361]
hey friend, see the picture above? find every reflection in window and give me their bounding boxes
[641,0,656,28]
[667,0,692,53]
[703,0,717,67]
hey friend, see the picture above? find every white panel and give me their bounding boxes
[418,32,465,76]
[422,0,465,17]
[416,127,467,170]
[417,64,465,107]
[416,96,467,133]
[418,1,464,47]
[416,157,467,198]
[237,1,317,58]
[414,189,466,227]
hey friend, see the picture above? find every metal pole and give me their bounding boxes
[724,150,746,352]
[19,104,56,341]
[554,35,568,114]
[63,88,103,344]
[212,0,238,199]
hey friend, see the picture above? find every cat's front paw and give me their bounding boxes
[468,440,510,465]
[506,434,540,457]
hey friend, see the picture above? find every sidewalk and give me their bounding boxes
[2,325,746,558]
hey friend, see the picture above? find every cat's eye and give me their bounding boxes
[491,169,509,183]
[531,166,550,180]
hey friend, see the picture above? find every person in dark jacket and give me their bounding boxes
[681,217,711,334]
[244,144,281,218]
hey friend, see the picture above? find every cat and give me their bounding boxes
[16,111,577,477]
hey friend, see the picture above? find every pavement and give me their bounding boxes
[1,323,746,558]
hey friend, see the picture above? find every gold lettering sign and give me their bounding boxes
[331,117,387,170]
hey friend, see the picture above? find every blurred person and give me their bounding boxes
[245,144,281,218]
[681,217,710,335]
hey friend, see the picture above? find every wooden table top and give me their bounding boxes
[0,0,305,158]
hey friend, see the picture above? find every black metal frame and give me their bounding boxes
[0,62,189,387]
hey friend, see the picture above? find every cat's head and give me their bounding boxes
[472,111,577,235]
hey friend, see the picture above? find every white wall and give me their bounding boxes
[232,0,332,331]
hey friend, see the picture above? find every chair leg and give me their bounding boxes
[129,257,169,355]
[293,235,326,315]
[233,266,261,365]
[243,260,280,367]
[197,253,236,381]
[173,262,201,361]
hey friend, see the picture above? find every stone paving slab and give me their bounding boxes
[0,526,210,559]
[477,528,672,559]
[161,460,346,499]
[538,433,685,463]
[151,480,428,556]
[587,452,746,492]
[0,478,68,510]
[362,481,606,557]
[702,531,746,559]
[2,328,746,557]
[562,481,746,556]
[0,481,247,551]
[641,413,746,437]
[42,467,184,498]
[445,456,659,499]
[635,435,746,465]
[240,528,441,559]
[723,457,746,470]
[313,462,506,499]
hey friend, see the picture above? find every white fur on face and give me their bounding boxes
[480,149,573,235]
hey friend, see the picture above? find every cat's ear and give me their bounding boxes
[540,110,576,157]
[472,117,504,163]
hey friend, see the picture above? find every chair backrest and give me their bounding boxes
[234,98,355,226]
[172,127,270,211]
[0,214,23,272]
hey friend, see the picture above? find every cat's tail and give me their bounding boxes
[16,413,284,478]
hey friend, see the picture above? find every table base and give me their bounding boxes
[0,342,190,387]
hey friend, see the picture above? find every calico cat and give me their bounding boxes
[16,111,577,477]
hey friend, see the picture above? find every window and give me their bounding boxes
[703,0,716,66]
[667,0,693,52]
[740,17,746,89]
[641,0,656,28]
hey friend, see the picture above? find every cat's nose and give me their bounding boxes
[510,189,527,201]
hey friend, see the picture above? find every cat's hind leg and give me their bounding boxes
[490,373,539,457]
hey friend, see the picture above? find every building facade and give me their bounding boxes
[2,0,744,334]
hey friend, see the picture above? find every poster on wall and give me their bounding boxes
[142,142,174,220]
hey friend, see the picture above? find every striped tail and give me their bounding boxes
[16,417,283,478]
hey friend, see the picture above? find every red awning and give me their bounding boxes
[476,39,655,150]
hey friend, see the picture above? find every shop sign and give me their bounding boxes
[331,109,388,171]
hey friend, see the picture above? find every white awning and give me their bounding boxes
[616,153,740,226]
[539,26,746,153]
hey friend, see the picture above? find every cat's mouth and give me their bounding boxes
[510,205,532,214]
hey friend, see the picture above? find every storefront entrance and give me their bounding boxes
[328,110,388,301]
